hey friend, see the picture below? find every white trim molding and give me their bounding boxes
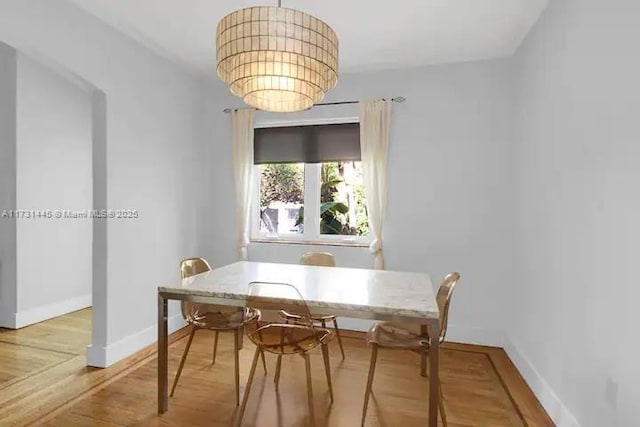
[504,336,581,427]
[254,101,359,129]
[86,314,186,368]
[255,116,359,129]
[338,318,506,348]
[445,325,506,348]
[14,293,92,329]
[0,312,16,329]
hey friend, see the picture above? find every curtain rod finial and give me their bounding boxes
[392,96,406,103]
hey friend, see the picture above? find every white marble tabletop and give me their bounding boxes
[159,261,439,322]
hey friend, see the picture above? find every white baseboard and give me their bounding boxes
[446,325,506,347]
[13,294,92,329]
[86,314,186,368]
[338,318,505,347]
[504,336,581,427]
[0,312,16,329]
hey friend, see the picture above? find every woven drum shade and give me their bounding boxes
[216,6,338,112]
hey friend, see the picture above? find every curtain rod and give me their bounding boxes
[222,96,405,113]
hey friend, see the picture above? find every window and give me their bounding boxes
[258,163,304,235]
[319,161,368,236]
[252,123,369,244]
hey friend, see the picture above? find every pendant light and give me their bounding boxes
[216,0,339,112]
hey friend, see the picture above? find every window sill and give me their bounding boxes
[250,238,369,248]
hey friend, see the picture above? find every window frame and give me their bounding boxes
[250,117,370,247]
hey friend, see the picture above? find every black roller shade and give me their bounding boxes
[254,123,360,164]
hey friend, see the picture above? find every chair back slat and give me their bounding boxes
[245,281,325,354]
[300,252,336,267]
[436,272,461,343]
[179,257,212,320]
[180,257,211,279]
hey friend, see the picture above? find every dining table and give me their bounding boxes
[157,260,441,427]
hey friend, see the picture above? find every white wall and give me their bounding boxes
[0,42,18,328]
[199,59,514,343]
[0,0,198,366]
[510,0,640,426]
[14,53,93,327]
[7,12,636,427]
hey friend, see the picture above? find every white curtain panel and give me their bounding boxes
[359,100,391,270]
[231,109,255,260]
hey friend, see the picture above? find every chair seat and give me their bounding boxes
[248,323,332,355]
[189,308,259,331]
[311,314,337,322]
[280,310,336,323]
[366,322,431,350]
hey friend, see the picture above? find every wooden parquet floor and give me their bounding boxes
[0,311,553,427]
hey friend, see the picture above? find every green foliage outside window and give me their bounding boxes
[260,164,303,207]
[261,162,368,237]
[294,162,369,236]
[319,163,352,235]
[354,184,369,236]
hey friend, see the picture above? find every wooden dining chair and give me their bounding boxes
[170,257,266,405]
[274,252,345,388]
[295,252,345,358]
[361,272,461,426]
[299,251,336,267]
[237,281,334,427]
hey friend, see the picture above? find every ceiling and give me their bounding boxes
[69,0,549,75]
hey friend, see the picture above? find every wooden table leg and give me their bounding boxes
[158,294,168,414]
[428,320,440,427]
[420,325,428,377]
[236,311,244,350]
